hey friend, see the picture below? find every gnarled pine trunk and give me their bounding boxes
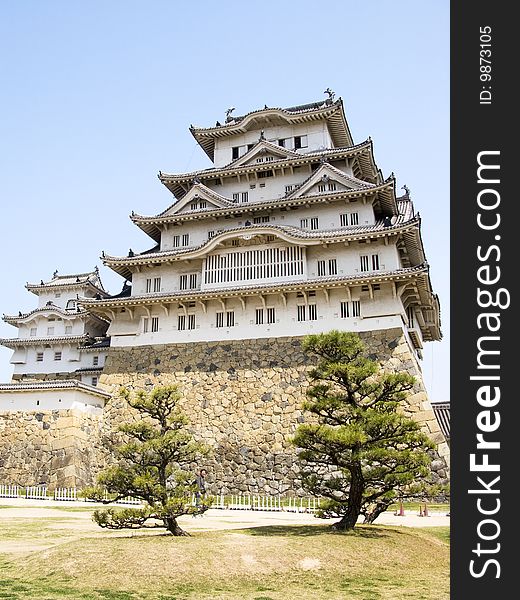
[163,515,189,536]
[334,462,364,531]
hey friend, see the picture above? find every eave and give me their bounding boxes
[131,179,397,242]
[80,265,430,314]
[0,335,90,349]
[3,307,109,327]
[158,140,378,199]
[25,281,109,298]
[102,218,420,280]
[190,98,353,162]
[0,379,112,400]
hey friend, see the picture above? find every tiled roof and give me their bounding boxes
[26,269,108,296]
[285,162,377,199]
[104,218,419,268]
[432,402,450,440]
[190,100,335,133]
[132,177,395,243]
[0,379,112,399]
[79,337,111,351]
[3,304,90,324]
[82,264,430,309]
[0,334,90,349]
[159,140,373,184]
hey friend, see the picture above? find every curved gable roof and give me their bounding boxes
[190,98,353,161]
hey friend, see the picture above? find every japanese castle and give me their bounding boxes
[0,91,441,407]
[83,93,441,354]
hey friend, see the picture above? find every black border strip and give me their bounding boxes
[451,2,515,596]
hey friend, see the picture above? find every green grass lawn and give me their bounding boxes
[0,510,449,600]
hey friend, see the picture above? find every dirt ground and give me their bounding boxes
[0,497,449,555]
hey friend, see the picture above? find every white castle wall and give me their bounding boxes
[159,200,376,251]
[11,346,107,379]
[132,238,401,297]
[0,388,104,413]
[106,283,413,350]
[213,121,333,167]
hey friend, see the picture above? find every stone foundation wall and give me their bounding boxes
[0,329,450,492]
[0,410,104,489]
[99,329,450,494]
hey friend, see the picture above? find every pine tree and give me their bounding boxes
[85,385,210,536]
[292,330,433,531]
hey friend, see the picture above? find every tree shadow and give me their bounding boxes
[242,524,391,539]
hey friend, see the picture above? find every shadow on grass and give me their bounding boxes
[242,524,392,539]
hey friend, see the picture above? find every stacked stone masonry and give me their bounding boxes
[0,329,449,492]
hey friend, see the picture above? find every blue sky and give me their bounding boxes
[0,1,450,401]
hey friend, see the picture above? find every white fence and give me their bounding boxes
[0,484,20,498]
[211,493,321,513]
[54,487,77,501]
[25,486,48,499]
[0,483,321,513]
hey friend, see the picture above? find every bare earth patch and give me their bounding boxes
[0,500,449,599]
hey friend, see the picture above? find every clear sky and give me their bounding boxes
[0,1,450,401]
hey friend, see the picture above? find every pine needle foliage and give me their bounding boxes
[292,331,434,530]
[85,385,210,536]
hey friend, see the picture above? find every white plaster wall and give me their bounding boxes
[203,162,354,206]
[34,286,98,310]
[214,121,333,167]
[160,200,376,250]
[107,285,406,346]
[11,347,106,376]
[0,388,104,412]
[18,314,87,339]
[132,237,400,299]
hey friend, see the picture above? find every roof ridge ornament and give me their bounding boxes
[225,107,235,123]
[324,87,335,104]
[402,184,411,197]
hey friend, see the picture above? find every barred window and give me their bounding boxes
[340,301,361,318]
[308,304,317,321]
[204,246,304,286]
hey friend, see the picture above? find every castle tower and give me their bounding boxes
[71,95,449,493]
[0,270,112,487]
[1,269,110,386]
